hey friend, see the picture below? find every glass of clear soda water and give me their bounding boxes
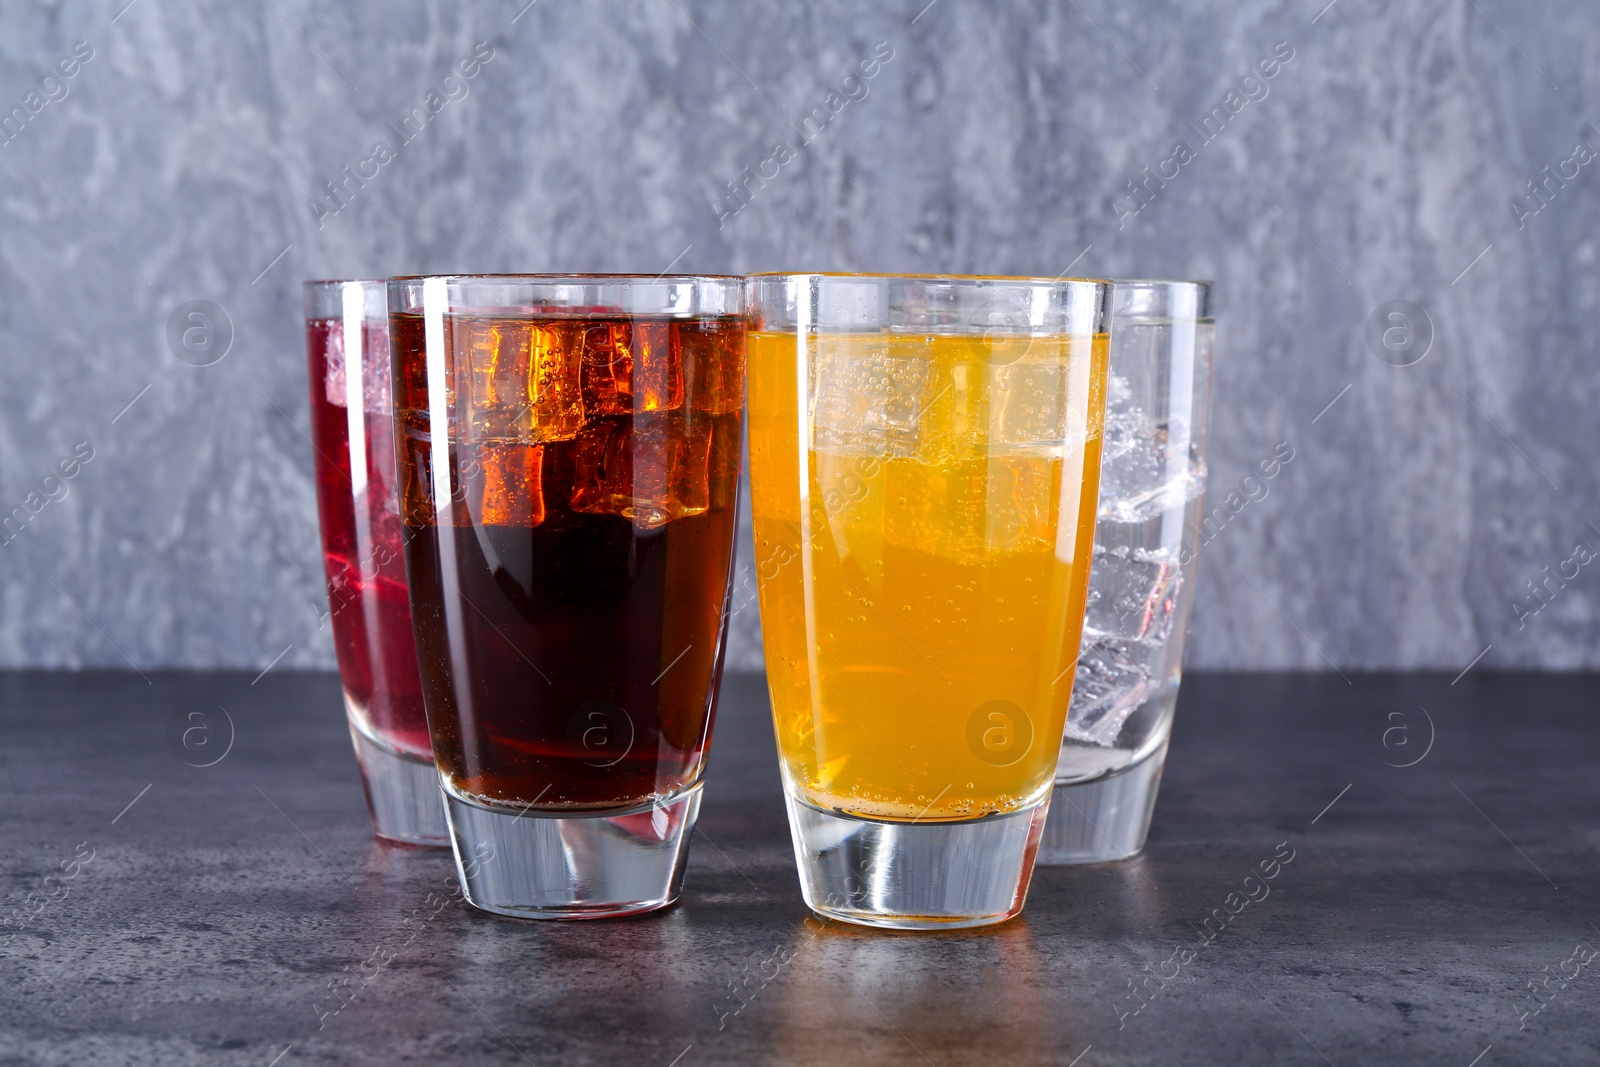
[1037,280,1215,865]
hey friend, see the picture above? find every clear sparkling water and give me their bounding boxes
[1065,320,1211,753]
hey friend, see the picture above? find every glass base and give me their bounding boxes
[348,725,450,848]
[1036,739,1168,865]
[785,794,1049,930]
[443,783,702,920]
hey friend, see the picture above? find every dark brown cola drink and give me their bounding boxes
[391,303,744,812]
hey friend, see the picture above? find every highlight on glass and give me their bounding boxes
[1039,279,1215,865]
[305,279,447,847]
[746,272,1111,929]
[389,274,745,918]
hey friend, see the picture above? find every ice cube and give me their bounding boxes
[990,359,1068,450]
[706,413,742,511]
[666,414,715,519]
[811,338,929,456]
[1096,373,1202,523]
[912,352,987,464]
[322,320,393,414]
[631,322,684,413]
[581,325,630,416]
[570,411,713,529]
[318,320,346,408]
[580,322,685,418]
[400,427,547,528]
[361,321,393,416]
[463,441,545,527]
[399,424,464,527]
[881,453,1057,563]
[1066,530,1183,745]
[1065,636,1155,745]
[1082,538,1182,643]
[1098,372,1140,463]
[910,337,1088,464]
[525,323,585,441]
[983,455,1057,554]
[463,320,526,429]
[455,319,584,443]
[456,318,534,442]
[681,318,744,414]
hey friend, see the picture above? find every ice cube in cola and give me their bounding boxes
[457,318,585,442]
[571,410,716,529]
[580,321,685,417]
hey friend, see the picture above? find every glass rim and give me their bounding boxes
[386,274,744,318]
[388,272,741,285]
[304,277,386,290]
[1114,277,1212,289]
[746,271,1113,286]
[1113,278,1213,320]
[746,272,1111,334]
[304,278,389,321]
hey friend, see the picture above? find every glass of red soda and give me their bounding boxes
[306,279,447,846]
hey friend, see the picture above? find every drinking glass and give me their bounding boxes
[305,279,447,847]
[388,274,744,918]
[746,273,1111,929]
[1038,280,1214,865]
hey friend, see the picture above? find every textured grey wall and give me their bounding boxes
[0,0,1595,673]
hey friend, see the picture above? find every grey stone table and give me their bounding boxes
[0,670,1595,1066]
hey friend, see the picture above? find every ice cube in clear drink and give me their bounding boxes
[1097,368,1202,523]
[1083,539,1182,643]
[1067,637,1156,744]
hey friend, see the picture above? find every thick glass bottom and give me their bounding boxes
[1036,739,1167,865]
[784,794,1049,930]
[442,782,702,920]
[347,724,450,847]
